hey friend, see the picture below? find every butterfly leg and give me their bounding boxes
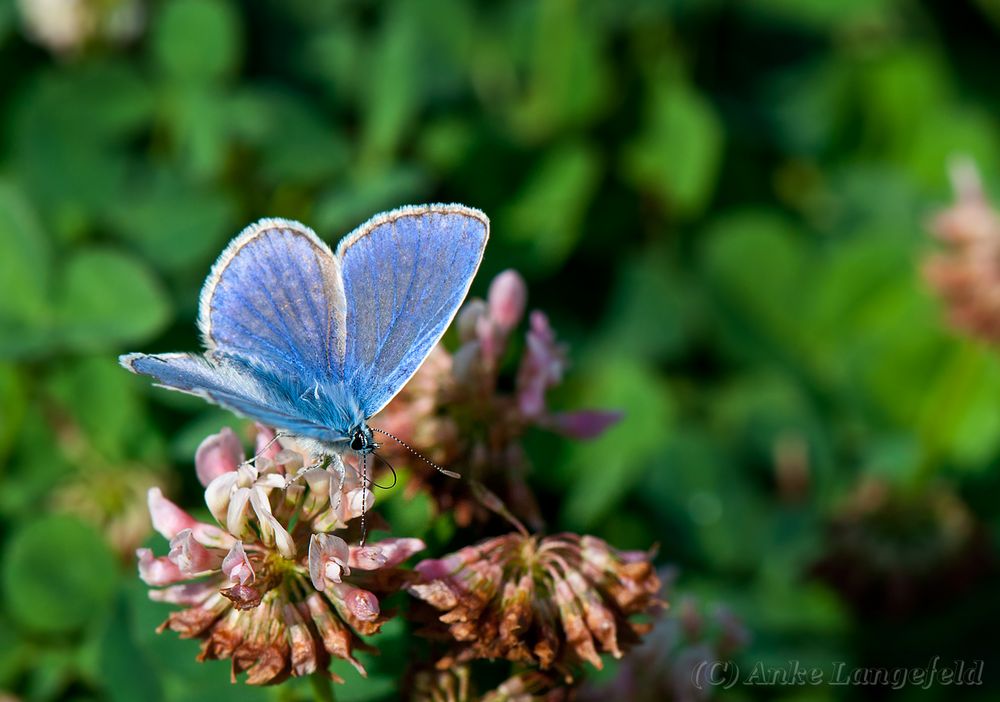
[283,459,325,488]
[329,455,347,515]
[241,430,286,471]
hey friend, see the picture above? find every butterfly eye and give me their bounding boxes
[350,431,365,451]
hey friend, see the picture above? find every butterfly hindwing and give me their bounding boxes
[198,218,347,380]
[120,352,339,441]
[337,204,489,418]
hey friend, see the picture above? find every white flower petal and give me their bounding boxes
[205,471,239,525]
[226,486,252,537]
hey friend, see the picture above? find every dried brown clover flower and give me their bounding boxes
[811,477,989,618]
[408,526,661,678]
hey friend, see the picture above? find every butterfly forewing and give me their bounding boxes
[337,205,489,418]
[198,218,347,380]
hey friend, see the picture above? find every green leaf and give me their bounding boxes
[10,64,152,240]
[417,118,475,173]
[47,356,145,461]
[98,591,165,702]
[153,0,242,84]
[701,211,809,355]
[2,515,118,634]
[380,473,434,540]
[623,79,723,217]
[0,406,71,519]
[107,170,236,272]
[860,49,950,155]
[559,356,674,529]
[0,613,28,689]
[502,142,601,272]
[229,88,350,185]
[0,181,52,356]
[0,363,26,462]
[314,166,429,235]
[360,1,422,164]
[56,248,172,351]
[507,0,613,140]
[160,85,235,179]
[748,0,896,30]
[599,251,693,362]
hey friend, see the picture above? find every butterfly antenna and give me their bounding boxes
[371,427,461,479]
[359,452,368,547]
[370,452,398,490]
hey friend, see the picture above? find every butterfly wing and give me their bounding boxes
[120,352,340,441]
[198,218,347,380]
[337,204,489,418]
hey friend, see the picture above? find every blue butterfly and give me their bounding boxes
[121,204,489,459]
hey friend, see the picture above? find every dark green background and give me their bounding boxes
[1,0,999,700]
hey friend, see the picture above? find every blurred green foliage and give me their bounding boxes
[1,0,1000,700]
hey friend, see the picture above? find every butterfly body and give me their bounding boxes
[121,205,489,457]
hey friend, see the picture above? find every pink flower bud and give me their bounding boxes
[488,269,527,332]
[337,584,380,622]
[195,428,245,487]
[476,314,500,366]
[414,557,454,581]
[350,537,425,570]
[222,541,254,586]
[147,488,199,540]
[309,533,352,590]
[168,528,220,575]
[137,548,186,586]
[147,580,218,605]
[456,298,488,341]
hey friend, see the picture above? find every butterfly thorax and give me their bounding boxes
[289,374,370,445]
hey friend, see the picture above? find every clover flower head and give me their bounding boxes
[375,269,622,528]
[811,478,988,617]
[136,425,423,685]
[17,0,144,54]
[408,530,661,677]
[924,158,1000,343]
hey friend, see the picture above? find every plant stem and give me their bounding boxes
[311,672,336,702]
